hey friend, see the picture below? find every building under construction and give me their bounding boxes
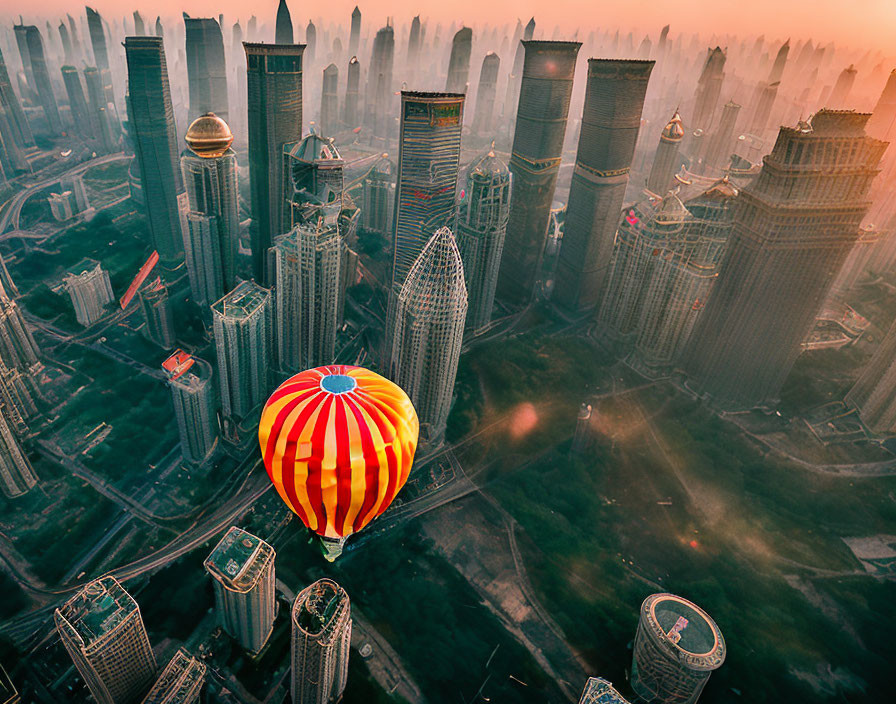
[291,579,351,704]
[631,593,726,704]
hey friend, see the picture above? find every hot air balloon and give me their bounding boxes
[259,365,419,560]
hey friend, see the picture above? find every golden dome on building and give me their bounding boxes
[185,113,233,157]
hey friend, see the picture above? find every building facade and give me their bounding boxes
[204,526,277,653]
[138,277,176,349]
[472,52,500,136]
[245,42,305,284]
[164,352,218,467]
[54,576,157,704]
[0,405,36,498]
[61,259,114,327]
[553,58,653,313]
[184,17,230,122]
[141,649,205,704]
[647,111,684,195]
[389,227,467,444]
[682,111,887,408]
[498,41,581,304]
[456,151,511,331]
[291,579,351,704]
[631,593,726,704]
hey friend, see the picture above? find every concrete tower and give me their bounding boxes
[275,0,293,44]
[16,25,62,135]
[445,27,473,94]
[631,593,726,704]
[457,151,511,332]
[691,47,725,133]
[647,110,684,195]
[343,56,360,127]
[389,227,467,444]
[472,52,500,136]
[204,526,277,653]
[828,65,857,108]
[54,577,157,704]
[683,111,887,408]
[164,351,218,467]
[366,25,395,139]
[348,6,361,58]
[60,65,92,138]
[180,113,239,306]
[702,100,741,173]
[290,579,351,704]
[319,64,339,134]
[244,42,305,284]
[498,41,581,304]
[552,58,653,313]
[124,36,186,266]
[184,16,230,122]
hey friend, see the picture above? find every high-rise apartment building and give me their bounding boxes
[245,42,305,284]
[125,36,186,266]
[211,281,272,438]
[445,27,473,94]
[138,277,176,349]
[647,111,684,195]
[180,113,239,306]
[140,649,205,704]
[0,405,36,498]
[391,91,464,295]
[631,593,726,704]
[456,151,511,332]
[164,350,218,466]
[498,41,581,304]
[61,259,114,327]
[184,16,230,122]
[472,52,500,136]
[362,157,392,234]
[683,110,886,408]
[291,579,351,704]
[389,227,467,443]
[204,526,277,653]
[552,58,653,313]
[55,576,157,704]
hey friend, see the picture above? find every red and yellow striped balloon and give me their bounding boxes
[259,365,419,539]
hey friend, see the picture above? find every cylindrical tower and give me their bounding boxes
[631,593,726,704]
[343,56,360,127]
[552,58,654,314]
[497,40,581,304]
[472,52,500,136]
[647,110,684,194]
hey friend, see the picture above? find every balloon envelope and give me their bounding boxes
[259,365,419,539]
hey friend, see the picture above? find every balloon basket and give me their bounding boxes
[319,536,346,562]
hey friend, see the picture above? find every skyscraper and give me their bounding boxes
[275,135,348,372]
[631,593,726,704]
[456,151,511,332]
[139,277,175,349]
[343,56,360,128]
[866,69,896,141]
[348,6,361,58]
[702,100,740,174]
[124,36,186,266]
[366,25,395,139]
[244,42,305,284]
[184,16,230,122]
[291,579,351,704]
[599,182,737,373]
[362,157,392,234]
[133,11,146,37]
[85,7,110,75]
[445,27,473,94]
[61,259,113,327]
[0,405,36,498]
[0,48,33,148]
[407,15,422,75]
[16,25,62,135]
[690,47,725,134]
[391,91,464,296]
[472,52,500,136]
[319,64,339,134]
[84,66,119,154]
[389,227,467,443]
[497,41,580,304]
[275,0,293,44]
[164,350,218,466]
[552,57,652,313]
[647,110,684,195]
[683,111,886,408]
[211,281,272,438]
[828,64,857,108]
[305,21,318,66]
[61,65,92,138]
[204,526,277,653]
[55,576,157,704]
[141,649,205,704]
[0,282,41,377]
[180,113,239,306]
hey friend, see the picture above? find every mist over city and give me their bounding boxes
[0,2,893,703]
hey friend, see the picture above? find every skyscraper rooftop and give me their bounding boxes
[55,577,139,650]
[204,526,275,593]
[210,281,270,320]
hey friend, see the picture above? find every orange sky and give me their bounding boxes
[7,1,896,54]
